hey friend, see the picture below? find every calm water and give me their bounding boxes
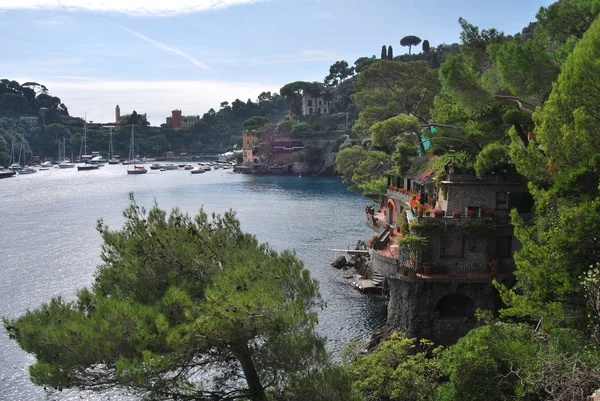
[0,165,386,400]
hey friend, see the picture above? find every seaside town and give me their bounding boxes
[2,0,600,400]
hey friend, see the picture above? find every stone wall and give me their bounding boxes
[387,277,497,345]
[371,250,398,278]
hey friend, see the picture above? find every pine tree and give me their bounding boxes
[422,39,430,52]
[381,45,387,60]
[387,45,394,60]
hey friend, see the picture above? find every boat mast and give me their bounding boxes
[9,140,14,166]
[129,124,135,165]
[107,126,114,160]
[79,115,88,163]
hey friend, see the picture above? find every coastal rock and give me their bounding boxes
[331,256,347,269]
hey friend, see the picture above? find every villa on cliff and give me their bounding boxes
[241,130,304,173]
[366,166,533,344]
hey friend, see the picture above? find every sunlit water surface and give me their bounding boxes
[0,165,386,400]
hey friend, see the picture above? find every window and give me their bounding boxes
[308,107,312,114]
[317,108,321,113]
[441,234,464,258]
[319,100,322,105]
[496,235,512,258]
[307,100,312,106]
[496,192,508,210]
[466,206,481,217]
[323,108,327,113]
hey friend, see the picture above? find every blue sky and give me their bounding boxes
[0,0,554,124]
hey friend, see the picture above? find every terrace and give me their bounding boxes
[366,202,514,280]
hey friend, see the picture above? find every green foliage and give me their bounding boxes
[422,40,430,52]
[391,140,419,176]
[387,45,393,60]
[439,324,600,401]
[381,45,387,60]
[370,114,421,150]
[438,324,541,401]
[274,365,360,401]
[344,332,441,401]
[324,61,355,87]
[474,142,513,178]
[352,60,439,137]
[243,116,271,130]
[291,122,313,137]
[398,233,428,251]
[335,145,389,195]
[499,15,600,331]
[400,35,422,55]
[4,196,327,401]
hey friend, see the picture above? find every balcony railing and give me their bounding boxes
[397,258,513,277]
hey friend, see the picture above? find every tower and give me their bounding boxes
[171,109,182,129]
[115,105,120,124]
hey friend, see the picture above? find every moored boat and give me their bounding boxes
[0,169,16,179]
[126,125,147,175]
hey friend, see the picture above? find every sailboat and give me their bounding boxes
[58,137,75,168]
[8,140,21,171]
[127,125,147,175]
[107,126,119,164]
[15,138,37,174]
[77,120,99,171]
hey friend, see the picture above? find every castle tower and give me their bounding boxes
[115,105,120,124]
[171,109,182,129]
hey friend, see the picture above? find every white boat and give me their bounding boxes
[184,164,193,170]
[77,120,99,171]
[57,138,75,168]
[106,127,120,164]
[162,164,178,170]
[127,125,147,175]
[13,139,37,174]
[190,168,205,174]
[149,163,161,170]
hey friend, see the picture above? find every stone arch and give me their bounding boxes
[386,199,397,225]
[434,293,476,319]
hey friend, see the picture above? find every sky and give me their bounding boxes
[0,0,554,125]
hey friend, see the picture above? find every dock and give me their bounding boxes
[328,249,369,255]
[351,273,384,294]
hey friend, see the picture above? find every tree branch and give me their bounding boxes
[495,95,539,114]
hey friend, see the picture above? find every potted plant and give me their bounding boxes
[452,210,462,218]
[422,264,434,275]
[467,209,477,218]
[424,206,431,216]
[484,209,494,217]
[433,209,445,218]
[417,206,424,218]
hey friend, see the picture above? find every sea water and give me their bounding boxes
[0,165,386,400]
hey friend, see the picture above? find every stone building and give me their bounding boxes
[368,171,533,344]
[115,105,148,125]
[301,94,332,115]
[166,110,200,130]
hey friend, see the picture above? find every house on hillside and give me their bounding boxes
[301,94,332,115]
[241,130,304,170]
[367,167,533,344]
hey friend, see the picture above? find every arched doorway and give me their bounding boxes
[434,294,476,319]
[386,199,397,225]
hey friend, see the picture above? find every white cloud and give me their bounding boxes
[0,0,264,16]
[17,79,282,124]
[109,22,209,70]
